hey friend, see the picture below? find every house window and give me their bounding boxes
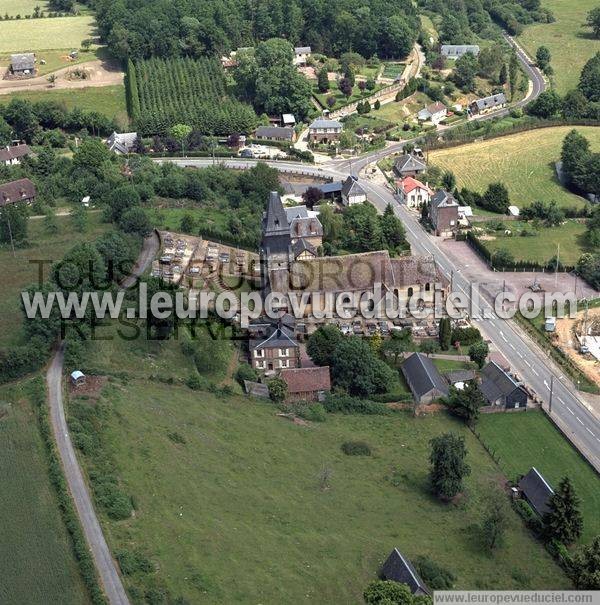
[450,220,455,226]
[279,348,289,357]
[407,287,414,297]
[254,349,264,358]
[256,360,266,369]
[280,359,289,369]
[425,283,431,292]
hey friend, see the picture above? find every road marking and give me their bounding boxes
[500,331,507,342]
[586,427,595,437]
[517,352,523,359]
[509,343,516,350]
[531,368,539,376]
[567,406,574,415]
[576,417,584,425]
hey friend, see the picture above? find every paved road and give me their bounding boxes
[47,346,130,605]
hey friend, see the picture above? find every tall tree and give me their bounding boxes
[447,381,486,425]
[579,52,600,102]
[317,67,329,93]
[535,46,551,70]
[570,536,600,589]
[429,433,471,500]
[438,317,452,350]
[543,476,583,545]
[481,489,510,552]
[307,324,343,366]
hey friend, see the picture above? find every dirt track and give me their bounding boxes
[0,59,123,95]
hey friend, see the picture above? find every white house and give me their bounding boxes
[0,143,31,166]
[106,131,138,154]
[396,176,433,209]
[440,45,480,60]
[341,176,367,206]
[293,46,312,66]
[417,102,447,126]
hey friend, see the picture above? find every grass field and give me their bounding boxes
[0,0,48,16]
[0,85,128,124]
[0,379,89,604]
[0,213,109,348]
[428,126,600,209]
[477,411,600,543]
[77,376,570,604]
[0,48,100,77]
[518,0,600,94]
[482,220,589,265]
[0,16,95,53]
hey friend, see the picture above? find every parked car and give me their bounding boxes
[340,323,352,335]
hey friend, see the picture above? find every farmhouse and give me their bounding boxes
[381,548,430,595]
[393,154,427,178]
[0,178,37,206]
[10,53,35,76]
[480,361,528,409]
[0,143,32,166]
[106,131,138,154]
[397,176,432,209]
[280,366,331,401]
[440,44,480,59]
[401,352,449,404]
[429,190,459,237]
[341,175,367,206]
[293,46,312,66]
[250,324,301,372]
[308,119,343,145]
[518,467,554,517]
[281,114,296,127]
[255,126,296,143]
[469,93,507,116]
[417,101,447,125]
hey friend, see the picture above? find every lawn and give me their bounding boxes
[477,411,600,543]
[482,220,589,266]
[76,377,569,604]
[0,85,128,124]
[518,0,599,94]
[0,378,89,605]
[0,0,48,16]
[376,91,433,124]
[0,16,96,53]
[381,62,405,79]
[0,213,110,348]
[428,126,600,209]
[313,82,385,111]
[0,48,101,77]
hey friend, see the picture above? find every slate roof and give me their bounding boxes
[250,325,299,351]
[11,53,35,71]
[0,143,31,163]
[285,205,309,221]
[393,154,427,174]
[341,175,365,199]
[280,366,331,394]
[440,44,480,57]
[255,126,294,141]
[401,353,449,401]
[294,46,312,54]
[309,119,343,130]
[292,237,317,258]
[471,93,507,111]
[318,181,343,195]
[0,178,37,206]
[431,189,459,208]
[518,467,554,517]
[480,361,522,405]
[290,216,323,239]
[106,131,138,154]
[263,192,290,238]
[381,549,430,595]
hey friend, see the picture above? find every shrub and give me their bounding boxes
[297,402,327,422]
[341,440,372,456]
[116,549,154,575]
[514,499,543,535]
[414,555,456,590]
[235,363,258,386]
[95,482,133,520]
[323,394,390,415]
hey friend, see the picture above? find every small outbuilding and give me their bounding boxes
[381,548,430,595]
[10,53,35,75]
[518,467,554,517]
[279,366,331,402]
[401,352,449,404]
[70,370,86,386]
[480,361,528,409]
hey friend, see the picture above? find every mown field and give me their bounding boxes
[477,411,600,543]
[0,85,128,124]
[0,379,89,605]
[0,16,96,53]
[518,0,600,94]
[482,220,589,265]
[0,0,48,17]
[0,213,109,348]
[428,126,600,209]
[78,377,570,604]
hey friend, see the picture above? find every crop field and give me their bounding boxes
[0,85,128,124]
[428,126,600,209]
[131,57,256,135]
[518,0,599,94]
[0,213,109,348]
[482,220,589,265]
[477,411,600,543]
[0,379,88,605]
[0,16,96,53]
[79,378,570,604]
[0,0,48,17]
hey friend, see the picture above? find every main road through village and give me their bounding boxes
[163,36,600,472]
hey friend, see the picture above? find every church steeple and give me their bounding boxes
[263,191,290,238]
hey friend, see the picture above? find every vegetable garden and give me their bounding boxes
[127,57,257,135]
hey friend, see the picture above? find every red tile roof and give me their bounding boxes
[280,366,331,394]
[397,176,431,195]
[0,143,31,163]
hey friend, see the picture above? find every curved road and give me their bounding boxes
[45,233,160,604]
